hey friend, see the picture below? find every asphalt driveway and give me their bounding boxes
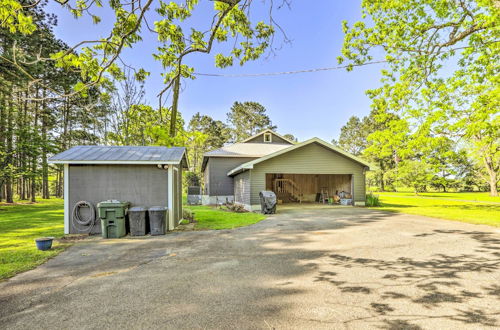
[1,206,499,329]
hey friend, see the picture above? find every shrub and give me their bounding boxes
[184,171,201,187]
[366,193,381,207]
[225,203,248,213]
[183,208,195,223]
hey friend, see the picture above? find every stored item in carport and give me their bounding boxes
[340,198,353,206]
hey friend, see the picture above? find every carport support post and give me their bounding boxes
[64,164,69,234]
[167,164,174,230]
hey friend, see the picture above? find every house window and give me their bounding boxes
[264,133,272,143]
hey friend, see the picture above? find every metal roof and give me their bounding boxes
[204,143,290,157]
[201,143,291,171]
[48,146,187,165]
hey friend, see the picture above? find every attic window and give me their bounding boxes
[264,133,272,143]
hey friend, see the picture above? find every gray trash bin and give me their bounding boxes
[129,206,148,236]
[148,206,167,235]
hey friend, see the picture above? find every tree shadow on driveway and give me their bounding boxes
[1,208,499,329]
[314,229,500,328]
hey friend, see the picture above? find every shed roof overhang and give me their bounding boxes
[48,146,189,169]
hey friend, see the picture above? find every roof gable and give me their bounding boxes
[227,138,375,176]
[241,129,295,145]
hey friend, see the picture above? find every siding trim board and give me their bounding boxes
[64,164,69,234]
[168,165,174,230]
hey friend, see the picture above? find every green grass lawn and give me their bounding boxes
[0,199,69,280]
[371,192,500,227]
[186,205,266,230]
[376,191,500,203]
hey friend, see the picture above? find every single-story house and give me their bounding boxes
[49,146,188,234]
[202,130,372,210]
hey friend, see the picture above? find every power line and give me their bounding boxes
[193,60,388,77]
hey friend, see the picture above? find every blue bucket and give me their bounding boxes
[35,237,54,251]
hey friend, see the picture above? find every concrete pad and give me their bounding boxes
[1,207,499,329]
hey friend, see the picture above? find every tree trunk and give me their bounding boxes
[5,90,14,203]
[169,75,181,138]
[56,167,63,197]
[483,155,499,197]
[488,171,498,197]
[378,161,385,192]
[31,92,39,203]
[41,93,49,199]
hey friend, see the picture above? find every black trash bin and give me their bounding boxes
[148,206,168,235]
[129,206,148,236]
[259,191,277,214]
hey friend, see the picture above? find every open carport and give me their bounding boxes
[266,173,353,203]
[1,207,499,329]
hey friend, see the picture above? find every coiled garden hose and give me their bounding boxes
[72,201,96,233]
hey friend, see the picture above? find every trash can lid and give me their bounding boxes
[97,200,130,208]
[129,206,148,212]
[149,206,167,211]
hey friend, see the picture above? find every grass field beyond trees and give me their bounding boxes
[373,192,500,227]
[0,199,68,280]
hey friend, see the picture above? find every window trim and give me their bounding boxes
[264,132,272,143]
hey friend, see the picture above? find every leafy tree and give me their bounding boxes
[188,113,231,150]
[332,107,402,191]
[226,101,276,141]
[106,69,146,145]
[1,0,288,137]
[282,133,297,142]
[397,160,435,194]
[0,0,109,202]
[340,0,500,196]
[187,112,230,173]
[332,116,371,156]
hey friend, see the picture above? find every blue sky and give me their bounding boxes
[47,0,387,142]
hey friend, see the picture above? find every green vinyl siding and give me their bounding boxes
[249,142,366,205]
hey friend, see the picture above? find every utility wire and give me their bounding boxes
[193,60,388,77]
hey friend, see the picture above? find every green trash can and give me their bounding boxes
[97,200,130,238]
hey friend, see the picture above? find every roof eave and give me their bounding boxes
[227,164,253,176]
[48,160,183,165]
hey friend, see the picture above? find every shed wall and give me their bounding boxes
[249,143,366,205]
[206,157,257,196]
[68,164,168,234]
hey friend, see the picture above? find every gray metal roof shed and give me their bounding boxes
[50,145,187,235]
[49,146,188,167]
